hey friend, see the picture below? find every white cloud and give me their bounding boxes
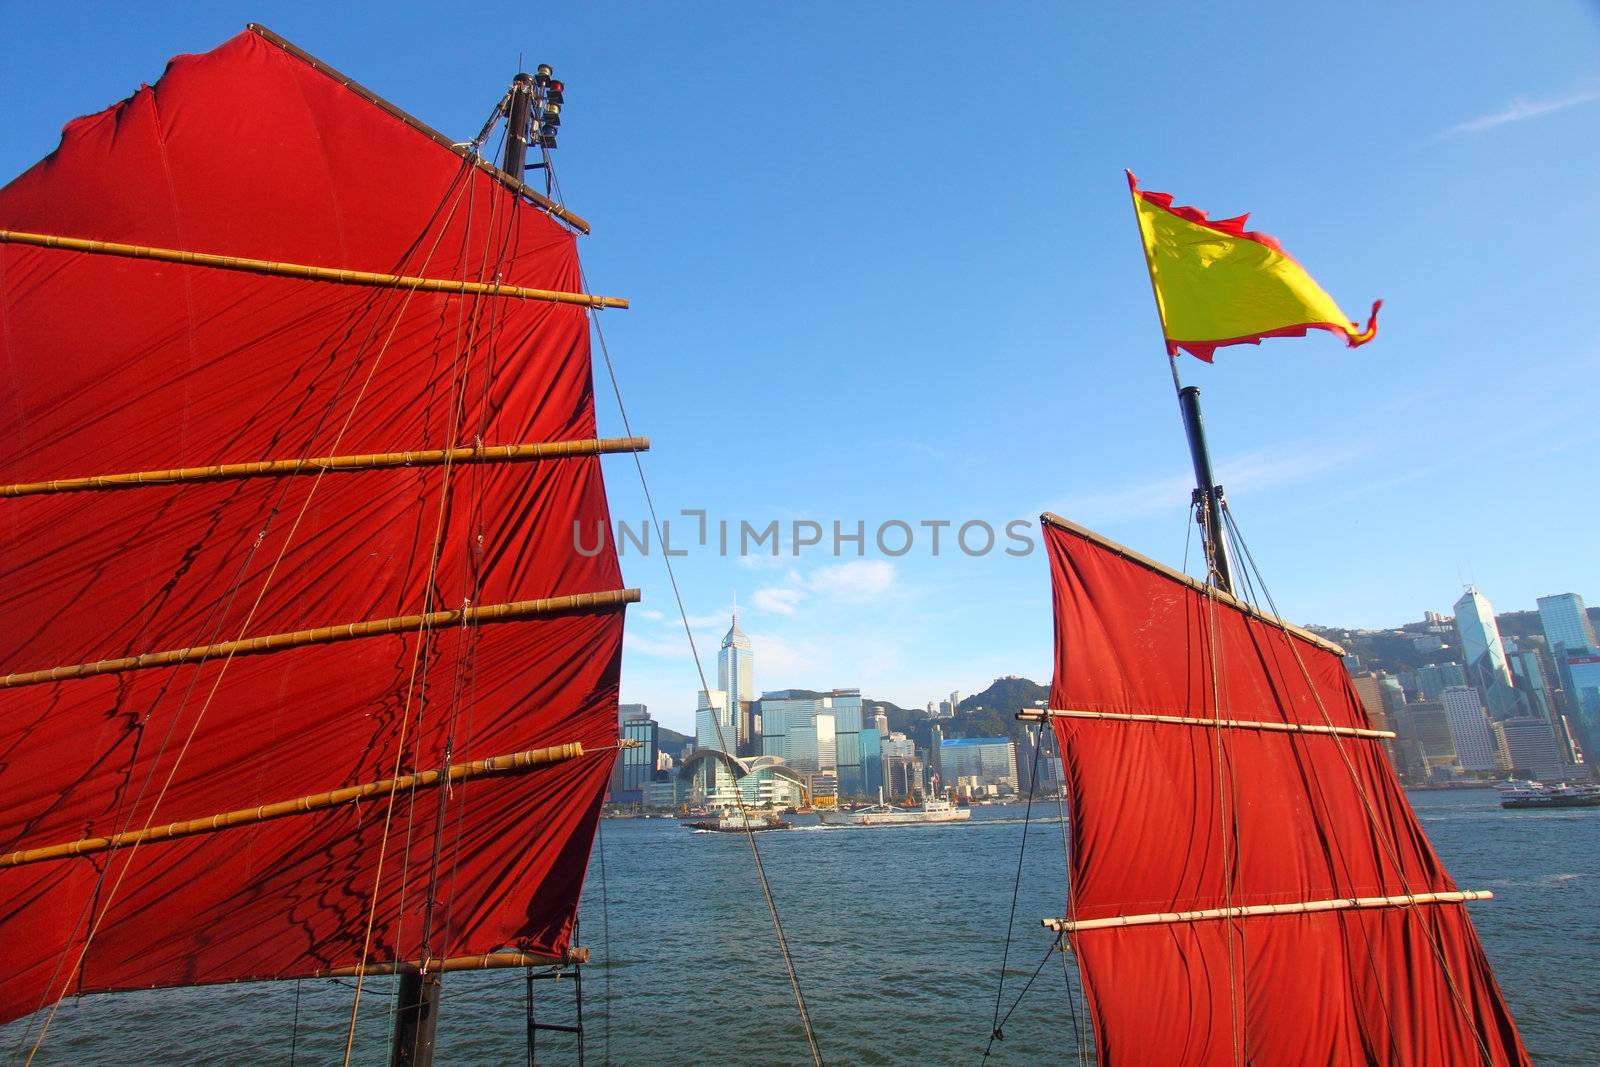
[1445,87,1600,136]
[751,587,804,615]
[808,559,897,601]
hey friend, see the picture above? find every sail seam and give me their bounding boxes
[0,590,639,689]
[1023,707,1395,739]
[0,229,629,308]
[0,438,650,498]
[1042,890,1494,933]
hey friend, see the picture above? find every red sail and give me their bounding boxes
[1042,515,1529,1065]
[0,29,628,1025]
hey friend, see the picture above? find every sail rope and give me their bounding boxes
[981,725,1047,1062]
[1220,506,1496,1066]
[338,156,523,1066]
[595,814,613,1066]
[385,132,511,1039]
[581,274,825,1067]
[984,935,1069,1054]
[1214,517,1411,1063]
[17,154,485,1067]
[419,114,516,1035]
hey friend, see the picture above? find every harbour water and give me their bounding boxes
[7,788,1596,1065]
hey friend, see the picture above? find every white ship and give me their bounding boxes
[817,789,972,827]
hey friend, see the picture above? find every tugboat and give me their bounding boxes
[1497,780,1600,810]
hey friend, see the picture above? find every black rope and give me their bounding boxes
[981,728,1047,1063]
[289,979,302,1066]
[596,815,612,1066]
[983,936,1066,1059]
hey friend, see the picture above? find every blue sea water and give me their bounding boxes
[5,789,1595,1065]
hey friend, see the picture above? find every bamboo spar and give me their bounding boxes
[1042,890,1494,934]
[1017,707,1396,740]
[0,588,640,689]
[0,229,628,309]
[0,743,587,869]
[318,950,591,978]
[0,437,650,499]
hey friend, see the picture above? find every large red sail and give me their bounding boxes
[0,28,631,1026]
[1040,514,1528,1065]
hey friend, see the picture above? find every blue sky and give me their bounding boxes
[6,3,1598,733]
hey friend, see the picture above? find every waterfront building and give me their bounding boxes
[1397,701,1458,780]
[1442,686,1500,773]
[644,773,687,810]
[1561,649,1600,759]
[761,694,838,775]
[611,714,659,804]
[617,702,648,727]
[1453,588,1521,718]
[718,608,755,714]
[883,753,923,800]
[859,726,883,797]
[929,724,944,785]
[829,689,865,797]
[1491,717,1564,782]
[1507,649,1556,723]
[1014,730,1063,793]
[1414,663,1468,702]
[939,736,1019,791]
[1537,593,1598,657]
[695,689,736,753]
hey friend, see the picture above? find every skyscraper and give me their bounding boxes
[718,607,754,725]
[695,689,736,753]
[1442,686,1500,773]
[1491,717,1563,781]
[1537,593,1598,656]
[1453,587,1521,718]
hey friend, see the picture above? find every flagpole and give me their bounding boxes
[1126,173,1234,593]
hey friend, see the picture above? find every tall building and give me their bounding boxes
[1453,588,1520,718]
[718,607,755,712]
[1537,593,1598,656]
[695,689,736,753]
[761,694,837,775]
[1442,686,1500,773]
[1561,650,1600,760]
[1397,701,1458,777]
[1414,663,1468,702]
[929,724,944,785]
[829,689,865,797]
[611,714,659,804]
[939,736,1019,792]
[1491,717,1564,781]
[950,690,961,713]
[617,702,648,727]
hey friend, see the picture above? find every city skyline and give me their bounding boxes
[6,3,1597,734]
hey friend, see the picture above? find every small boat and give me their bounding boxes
[1497,780,1600,810]
[817,789,971,827]
[684,811,791,833]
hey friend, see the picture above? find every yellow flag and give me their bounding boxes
[1129,171,1379,362]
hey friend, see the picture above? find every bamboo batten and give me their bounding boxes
[0,437,650,499]
[1042,890,1494,934]
[0,588,639,690]
[0,743,585,869]
[0,229,628,309]
[319,949,590,978]
[1017,706,1396,740]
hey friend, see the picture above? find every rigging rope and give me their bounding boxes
[1221,506,1496,1067]
[981,725,1047,1063]
[583,273,825,1067]
[19,147,486,1067]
